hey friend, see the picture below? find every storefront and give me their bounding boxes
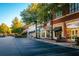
[52,12,79,42]
[53,22,65,40]
[53,27,62,38]
[66,19,79,41]
[40,28,46,38]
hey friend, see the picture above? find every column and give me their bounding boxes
[45,30,47,38]
[63,22,67,41]
[40,30,42,38]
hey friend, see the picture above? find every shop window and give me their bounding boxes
[55,32,57,37]
[54,27,62,37]
[42,32,45,37]
[75,30,78,35]
[72,30,74,35]
[55,31,62,37]
[47,30,50,38]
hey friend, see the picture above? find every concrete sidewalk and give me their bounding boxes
[34,38,79,49]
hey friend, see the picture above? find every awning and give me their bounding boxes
[53,27,62,32]
[29,28,39,33]
[29,31,35,33]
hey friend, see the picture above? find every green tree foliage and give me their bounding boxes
[12,17,23,34]
[20,3,67,38]
[20,3,66,25]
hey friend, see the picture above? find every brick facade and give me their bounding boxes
[51,11,79,41]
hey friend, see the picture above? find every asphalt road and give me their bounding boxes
[0,36,79,56]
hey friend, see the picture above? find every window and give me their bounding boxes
[75,4,78,11]
[55,10,62,18]
[72,30,74,35]
[54,27,62,37]
[69,3,79,13]
[78,4,79,10]
[75,30,78,35]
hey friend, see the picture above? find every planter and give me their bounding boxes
[56,37,67,42]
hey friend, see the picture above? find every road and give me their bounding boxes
[0,36,79,56]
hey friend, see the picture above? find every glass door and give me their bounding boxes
[71,29,78,42]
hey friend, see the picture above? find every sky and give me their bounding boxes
[0,3,30,27]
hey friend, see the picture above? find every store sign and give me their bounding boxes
[66,20,79,28]
[76,22,79,26]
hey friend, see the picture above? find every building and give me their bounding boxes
[27,24,41,38]
[39,22,51,39]
[27,3,79,42]
[51,3,79,42]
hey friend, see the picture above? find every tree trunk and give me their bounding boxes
[51,26,53,40]
[50,12,53,40]
[39,27,40,38]
[35,21,37,38]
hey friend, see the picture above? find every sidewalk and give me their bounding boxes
[34,38,79,49]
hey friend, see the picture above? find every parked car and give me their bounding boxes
[0,34,6,37]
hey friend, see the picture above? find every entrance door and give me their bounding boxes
[54,27,62,38]
[55,31,62,38]
[71,29,78,41]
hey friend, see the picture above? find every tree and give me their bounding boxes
[12,17,23,34]
[20,4,38,38]
[20,3,67,39]
[0,23,11,35]
[21,3,67,24]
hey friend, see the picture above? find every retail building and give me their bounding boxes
[51,3,79,42]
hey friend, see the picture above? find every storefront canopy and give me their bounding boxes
[53,27,62,32]
[66,19,79,28]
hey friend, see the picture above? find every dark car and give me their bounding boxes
[0,34,6,37]
[15,33,27,38]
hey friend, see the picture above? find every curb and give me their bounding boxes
[34,38,79,49]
